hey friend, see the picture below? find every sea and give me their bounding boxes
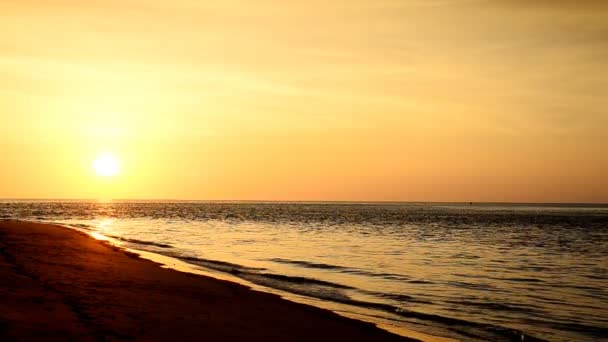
[1,200,606,341]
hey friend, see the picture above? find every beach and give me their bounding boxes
[0,220,411,341]
[1,202,605,341]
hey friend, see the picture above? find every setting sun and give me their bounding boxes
[93,153,120,177]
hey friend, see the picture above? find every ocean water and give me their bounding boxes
[1,200,607,341]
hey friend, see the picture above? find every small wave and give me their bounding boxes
[238,273,354,303]
[446,300,539,314]
[170,255,353,290]
[374,293,416,302]
[340,300,546,341]
[172,255,266,274]
[453,273,546,284]
[268,258,410,281]
[550,283,600,291]
[361,290,432,304]
[269,258,350,270]
[452,252,481,260]
[108,235,173,248]
[164,254,358,302]
[584,274,607,280]
[521,317,608,339]
[447,281,502,292]
[408,280,434,284]
[391,309,546,342]
[246,272,355,289]
[64,225,173,248]
[69,223,94,230]
[502,277,545,283]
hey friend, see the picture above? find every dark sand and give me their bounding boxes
[0,220,412,341]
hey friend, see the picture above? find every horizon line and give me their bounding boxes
[1,198,607,206]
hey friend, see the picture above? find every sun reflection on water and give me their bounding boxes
[90,231,110,241]
[99,218,114,230]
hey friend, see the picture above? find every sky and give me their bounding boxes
[1,0,607,202]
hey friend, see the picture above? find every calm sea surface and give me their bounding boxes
[1,201,607,341]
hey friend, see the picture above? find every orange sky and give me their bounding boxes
[1,1,607,202]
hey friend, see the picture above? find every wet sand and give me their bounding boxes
[0,220,412,341]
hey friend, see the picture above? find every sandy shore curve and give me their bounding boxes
[0,220,413,341]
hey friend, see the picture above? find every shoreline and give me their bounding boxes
[66,223,455,342]
[0,220,416,341]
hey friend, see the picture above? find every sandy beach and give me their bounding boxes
[0,220,411,341]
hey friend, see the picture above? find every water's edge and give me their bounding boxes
[25,219,546,342]
[53,221,450,342]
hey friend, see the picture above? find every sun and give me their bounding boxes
[93,153,120,177]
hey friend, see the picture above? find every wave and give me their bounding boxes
[242,272,355,289]
[71,227,173,248]
[166,254,266,274]
[361,290,432,304]
[501,277,545,283]
[134,251,545,341]
[69,223,94,230]
[108,235,173,248]
[268,258,411,281]
[447,280,504,292]
[48,221,550,342]
[452,273,546,284]
[407,280,434,284]
[231,273,545,341]
[445,300,541,314]
[520,317,608,339]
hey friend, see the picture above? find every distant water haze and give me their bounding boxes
[2,201,607,341]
